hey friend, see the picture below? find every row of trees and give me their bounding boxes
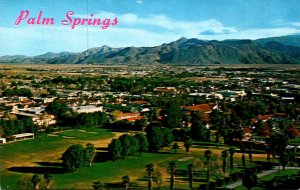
[2,87,33,97]
[108,133,149,160]
[62,143,96,172]
[145,124,174,152]
[47,100,107,128]
[0,117,37,137]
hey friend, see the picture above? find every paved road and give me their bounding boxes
[226,166,300,189]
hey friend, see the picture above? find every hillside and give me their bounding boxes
[1,35,300,64]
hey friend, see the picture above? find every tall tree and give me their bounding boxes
[187,164,194,189]
[146,125,164,152]
[204,150,212,181]
[190,120,207,141]
[46,99,72,119]
[119,134,133,159]
[228,148,235,171]
[270,133,289,157]
[163,100,181,128]
[168,161,177,190]
[221,150,228,175]
[248,146,253,164]
[135,133,149,154]
[161,127,174,147]
[210,109,227,143]
[145,163,154,190]
[99,112,107,127]
[84,143,96,167]
[242,153,246,168]
[62,144,85,172]
[108,139,122,161]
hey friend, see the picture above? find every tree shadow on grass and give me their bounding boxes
[94,151,111,162]
[34,162,63,167]
[105,182,145,189]
[8,166,66,174]
[96,147,108,151]
[150,151,174,155]
[104,182,122,189]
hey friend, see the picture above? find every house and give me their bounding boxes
[181,103,218,123]
[0,138,6,144]
[182,104,218,114]
[115,112,143,122]
[216,90,247,98]
[10,107,56,127]
[131,100,150,105]
[241,127,252,141]
[72,105,103,113]
[12,133,34,141]
[154,87,178,95]
[251,115,273,124]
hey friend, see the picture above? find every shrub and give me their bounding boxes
[199,184,208,190]
[230,173,239,182]
[216,178,224,186]
[224,176,231,184]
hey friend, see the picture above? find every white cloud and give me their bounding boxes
[75,11,237,36]
[136,0,143,4]
[1,12,300,56]
[198,27,300,40]
[292,22,300,27]
[0,25,180,56]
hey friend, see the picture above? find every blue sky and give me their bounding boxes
[1,0,300,56]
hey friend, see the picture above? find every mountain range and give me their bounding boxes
[1,35,300,65]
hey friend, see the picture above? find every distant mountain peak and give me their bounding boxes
[1,35,300,64]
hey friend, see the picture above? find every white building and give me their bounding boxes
[0,138,6,144]
[73,105,103,113]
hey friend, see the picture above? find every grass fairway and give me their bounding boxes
[0,135,70,160]
[53,153,184,189]
[1,129,287,190]
[0,129,116,189]
[56,128,115,140]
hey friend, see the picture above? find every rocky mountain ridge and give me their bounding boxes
[1,35,300,65]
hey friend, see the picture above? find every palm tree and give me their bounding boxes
[31,174,41,190]
[228,148,235,171]
[168,161,176,190]
[242,153,246,168]
[266,143,271,161]
[145,163,154,190]
[187,164,194,189]
[248,144,253,165]
[221,150,228,175]
[122,175,130,190]
[43,173,53,189]
[248,147,253,164]
[204,150,212,181]
[93,180,104,190]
